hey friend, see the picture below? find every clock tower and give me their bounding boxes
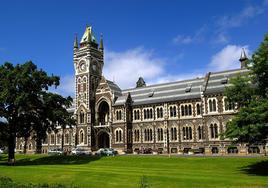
[73,26,104,150]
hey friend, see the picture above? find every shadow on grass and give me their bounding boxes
[0,155,101,166]
[241,160,268,176]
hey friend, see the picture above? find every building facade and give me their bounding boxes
[16,26,265,155]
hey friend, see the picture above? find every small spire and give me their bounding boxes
[99,33,103,51]
[239,48,248,69]
[239,48,248,61]
[74,33,78,49]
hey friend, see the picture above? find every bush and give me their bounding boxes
[0,176,68,188]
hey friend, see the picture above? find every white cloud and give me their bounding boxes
[104,47,165,89]
[173,25,207,45]
[104,47,203,89]
[209,45,249,71]
[217,5,264,31]
[173,35,193,44]
[50,75,75,97]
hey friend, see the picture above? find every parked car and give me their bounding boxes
[71,148,91,156]
[95,148,117,156]
[48,148,63,155]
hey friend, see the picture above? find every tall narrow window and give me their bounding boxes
[196,103,201,115]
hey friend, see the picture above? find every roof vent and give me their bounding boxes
[185,84,192,93]
[148,90,154,97]
[221,76,228,84]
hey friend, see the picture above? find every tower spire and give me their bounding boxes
[239,48,248,69]
[87,26,92,43]
[74,33,78,49]
[99,33,104,51]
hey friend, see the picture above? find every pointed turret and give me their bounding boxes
[239,48,248,69]
[74,33,78,49]
[99,33,103,51]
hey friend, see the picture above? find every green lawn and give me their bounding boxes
[0,154,267,188]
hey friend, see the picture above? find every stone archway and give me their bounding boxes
[98,131,110,148]
[97,101,110,126]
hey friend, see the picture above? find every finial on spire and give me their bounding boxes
[99,33,104,51]
[239,48,248,69]
[74,33,78,49]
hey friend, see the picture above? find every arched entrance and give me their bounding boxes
[98,101,109,126]
[98,132,110,148]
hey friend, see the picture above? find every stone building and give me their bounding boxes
[16,26,265,155]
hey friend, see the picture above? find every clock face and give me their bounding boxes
[79,62,86,71]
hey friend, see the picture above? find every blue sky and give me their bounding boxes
[0,0,268,96]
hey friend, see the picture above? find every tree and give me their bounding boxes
[225,33,268,146]
[0,62,59,164]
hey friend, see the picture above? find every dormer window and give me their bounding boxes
[185,84,192,92]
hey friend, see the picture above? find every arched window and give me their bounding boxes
[181,106,185,116]
[183,125,193,140]
[19,144,23,150]
[208,99,217,112]
[185,105,188,116]
[196,103,201,115]
[115,129,123,143]
[157,128,163,141]
[189,105,192,116]
[79,110,85,124]
[149,129,153,141]
[171,127,177,141]
[143,109,147,119]
[149,109,153,119]
[80,130,84,144]
[210,123,218,139]
[209,100,213,112]
[198,126,203,140]
[212,99,217,111]
[170,106,177,117]
[116,110,122,120]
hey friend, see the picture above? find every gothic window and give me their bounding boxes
[169,106,177,118]
[224,98,235,111]
[156,107,163,119]
[79,110,85,124]
[116,110,122,121]
[50,134,55,145]
[196,103,201,115]
[80,130,84,144]
[171,127,177,141]
[157,128,163,141]
[208,98,217,112]
[182,125,193,140]
[197,126,204,140]
[143,108,153,120]
[144,128,153,142]
[133,110,140,120]
[181,104,193,117]
[209,123,218,139]
[115,129,123,143]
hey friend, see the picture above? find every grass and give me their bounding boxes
[0,154,268,188]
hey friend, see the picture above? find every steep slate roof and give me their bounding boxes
[106,80,122,97]
[113,68,250,106]
[205,68,249,95]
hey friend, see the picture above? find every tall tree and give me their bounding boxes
[225,34,268,146]
[0,62,59,164]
